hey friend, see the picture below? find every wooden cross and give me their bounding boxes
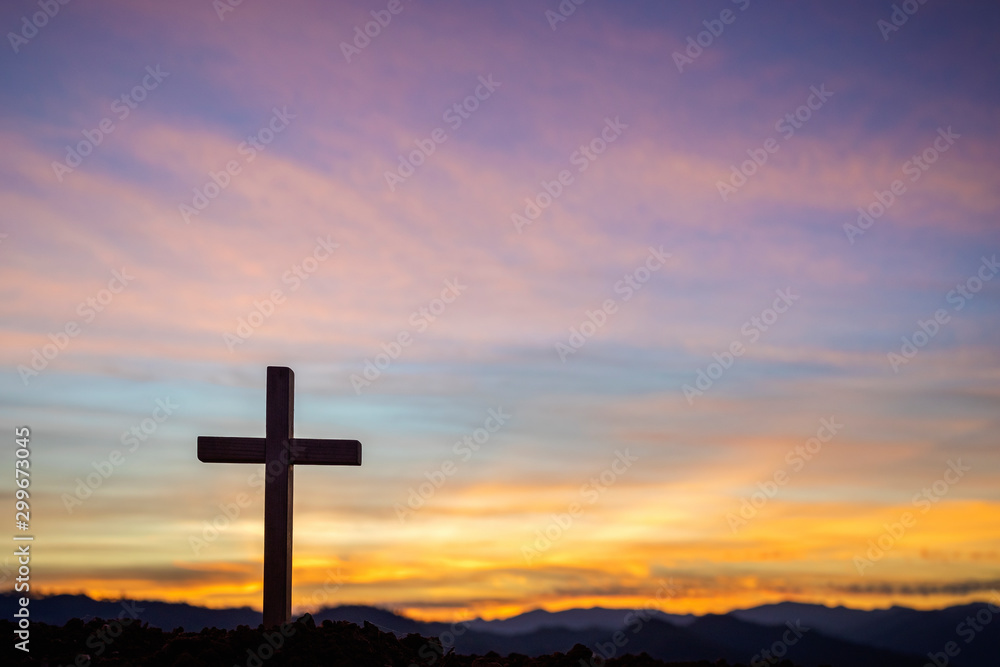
[197,366,362,628]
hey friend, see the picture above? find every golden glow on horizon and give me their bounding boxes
[34,500,1000,622]
[36,584,999,625]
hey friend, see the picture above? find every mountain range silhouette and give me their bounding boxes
[5,594,999,666]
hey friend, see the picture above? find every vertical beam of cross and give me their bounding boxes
[197,366,362,628]
[264,366,294,629]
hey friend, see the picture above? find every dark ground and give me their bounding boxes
[3,615,808,667]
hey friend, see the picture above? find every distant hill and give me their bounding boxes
[0,593,261,630]
[311,604,424,634]
[457,606,696,634]
[4,594,998,666]
[731,600,1000,666]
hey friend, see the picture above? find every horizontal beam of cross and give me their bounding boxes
[197,437,362,466]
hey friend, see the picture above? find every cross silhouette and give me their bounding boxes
[197,366,362,627]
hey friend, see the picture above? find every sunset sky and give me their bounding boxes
[1,0,999,623]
